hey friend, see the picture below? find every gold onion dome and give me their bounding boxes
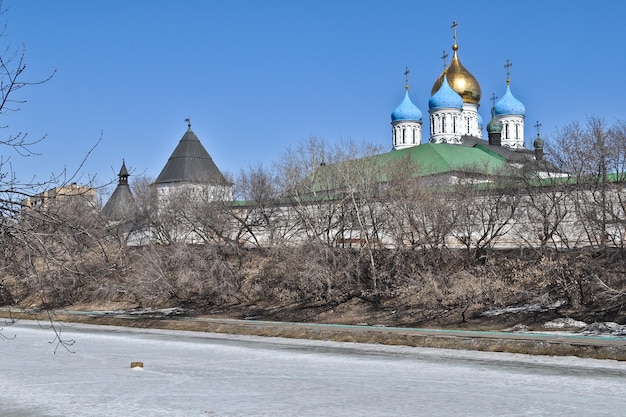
[431,43,481,104]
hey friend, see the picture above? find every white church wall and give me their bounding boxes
[392,121,422,150]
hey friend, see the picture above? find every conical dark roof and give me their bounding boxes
[154,127,229,185]
[119,160,129,178]
[102,161,136,221]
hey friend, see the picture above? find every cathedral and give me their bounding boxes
[391,22,527,151]
[102,22,553,222]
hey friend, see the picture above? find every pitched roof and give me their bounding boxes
[102,161,136,221]
[154,127,229,186]
[102,182,135,221]
[376,142,509,177]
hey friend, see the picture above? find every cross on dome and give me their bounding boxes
[451,20,458,50]
[505,59,512,85]
[404,66,410,91]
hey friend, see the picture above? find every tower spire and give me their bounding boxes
[118,159,129,186]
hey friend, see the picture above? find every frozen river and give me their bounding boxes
[2,320,626,416]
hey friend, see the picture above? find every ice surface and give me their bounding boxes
[2,320,626,417]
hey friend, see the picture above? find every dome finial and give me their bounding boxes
[430,21,481,104]
[451,20,458,51]
[504,59,512,85]
[490,93,498,106]
[533,121,544,150]
[184,118,191,128]
[404,66,410,91]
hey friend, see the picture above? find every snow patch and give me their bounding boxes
[580,322,626,336]
[503,324,530,333]
[481,300,566,317]
[543,318,588,329]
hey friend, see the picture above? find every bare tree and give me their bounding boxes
[276,136,353,245]
[549,117,626,249]
[451,173,520,260]
[382,157,456,252]
[0,3,121,326]
[232,163,286,247]
[515,169,574,250]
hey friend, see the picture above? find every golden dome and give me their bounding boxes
[431,44,481,104]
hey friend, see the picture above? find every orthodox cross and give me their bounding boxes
[504,59,512,84]
[185,118,191,128]
[491,93,498,106]
[404,66,410,91]
[534,121,542,135]
[441,50,448,70]
[451,20,458,45]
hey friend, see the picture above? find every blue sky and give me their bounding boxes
[4,0,626,197]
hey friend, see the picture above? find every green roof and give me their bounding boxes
[290,143,513,200]
[374,143,509,178]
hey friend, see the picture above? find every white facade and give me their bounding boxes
[429,107,463,144]
[499,115,525,148]
[461,102,481,137]
[392,120,422,150]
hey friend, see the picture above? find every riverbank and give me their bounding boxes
[2,308,625,361]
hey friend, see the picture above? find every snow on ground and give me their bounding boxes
[543,318,588,329]
[2,320,626,417]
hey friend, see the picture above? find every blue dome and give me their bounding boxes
[495,85,525,116]
[477,113,484,129]
[429,76,463,110]
[391,91,422,122]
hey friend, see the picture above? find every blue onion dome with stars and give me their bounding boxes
[495,84,525,116]
[429,75,463,110]
[391,90,422,122]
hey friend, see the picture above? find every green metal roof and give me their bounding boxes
[292,143,512,199]
[374,143,509,178]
